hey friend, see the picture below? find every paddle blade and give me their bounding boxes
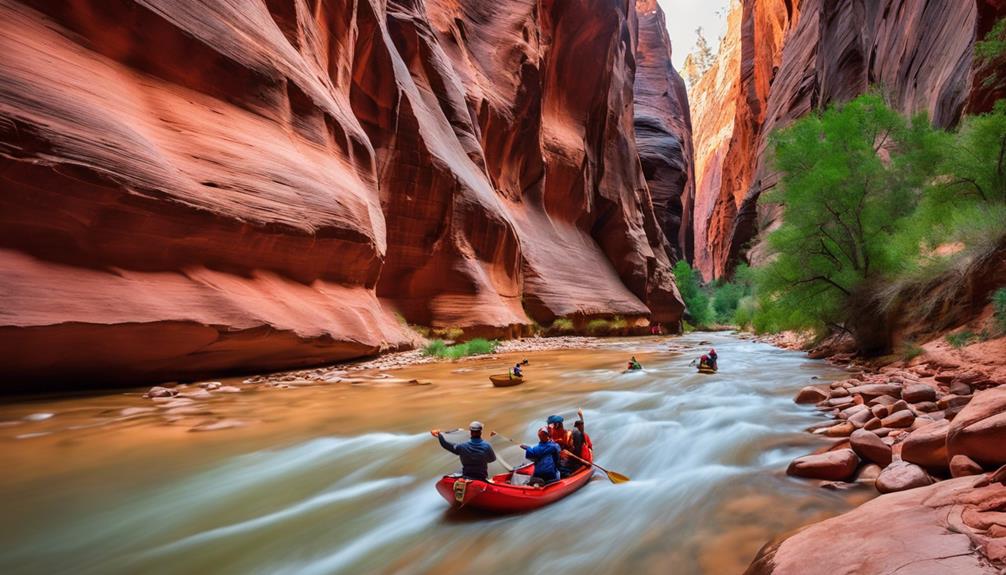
[606,471,630,484]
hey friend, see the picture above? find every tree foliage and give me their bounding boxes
[673,260,714,327]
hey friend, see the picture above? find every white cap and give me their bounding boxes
[469,421,483,431]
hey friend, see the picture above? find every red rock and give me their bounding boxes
[864,417,883,431]
[747,477,1006,574]
[902,384,937,403]
[890,400,910,413]
[951,381,973,395]
[850,429,893,466]
[787,449,859,481]
[869,395,898,407]
[821,422,856,438]
[912,401,939,413]
[939,395,974,410]
[795,386,829,404]
[848,384,903,401]
[901,420,951,470]
[829,387,850,398]
[855,463,883,483]
[0,0,688,388]
[870,404,889,418]
[875,461,934,494]
[948,388,1006,467]
[848,409,874,429]
[881,411,915,429]
[951,455,985,478]
[935,374,956,384]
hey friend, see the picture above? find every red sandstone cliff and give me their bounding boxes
[691,0,1006,281]
[633,0,695,262]
[0,0,687,388]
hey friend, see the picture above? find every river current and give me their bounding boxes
[0,332,871,574]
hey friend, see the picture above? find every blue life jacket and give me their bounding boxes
[524,440,561,481]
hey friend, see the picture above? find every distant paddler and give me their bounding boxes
[626,356,642,371]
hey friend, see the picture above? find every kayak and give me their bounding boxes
[489,374,523,387]
[697,366,717,374]
[435,464,593,512]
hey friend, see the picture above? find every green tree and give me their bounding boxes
[755,93,940,348]
[673,260,714,327]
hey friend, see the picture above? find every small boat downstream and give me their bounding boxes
[489,374,524,387]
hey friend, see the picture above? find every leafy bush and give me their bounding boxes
[733,295,757,330]
[946,331,977,348]
[552,318,575,333]
[900,342,924,361]
[422,339,448,356]
[422,338,499,359]
[994,288,1006,333]
[977,17,1006,90]
[586,319,612,335]
[610,316,628,331]
[673,260,714,327]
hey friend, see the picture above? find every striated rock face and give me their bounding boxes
[633,0,694,262]
[0,0,686,388]
[746,477,1006,574]
[691,0,1006,280]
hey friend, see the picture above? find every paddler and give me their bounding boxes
[561,408,593,475]
[431,421,496,481]
[627,356,642,370]
[520,428,561,486]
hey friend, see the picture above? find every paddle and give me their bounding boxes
[490,431,630,484]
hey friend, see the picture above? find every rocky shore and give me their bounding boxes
[753,334,1006,573]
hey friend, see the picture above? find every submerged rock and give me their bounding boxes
[787,449,859,481]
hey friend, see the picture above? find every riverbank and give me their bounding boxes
[751,328,1006,574]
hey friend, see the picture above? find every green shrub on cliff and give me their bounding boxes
[673,260,714,327]
[421,338,499,359]
[994,288,1006,333]
[751,93,940,341]
[551,318,574,333]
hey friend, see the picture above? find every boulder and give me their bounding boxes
[902,384,936,403]
[875,461,934,493]
[145,386,176,398]
[849,384,901,400]
[935,373,955,384]
[850,429,892,466]
[881,410,915,428]
[855,463,883,483]
[821,422,856,437]
[787,449,860,481]
[830,387,850,398]
[868,395,898,407]
[890,399,910,413]
[848,409,874,428]
[795,386,829,404]
[870,404,889,418]
[864,417,882,430]
[938,394,972,410]
[950,381,972,396]
[947,387,1006,467]
[950,455,984,478]
[912,401,938,413]
[900,420,950,470]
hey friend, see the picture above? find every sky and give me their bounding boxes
[657,0,731,71]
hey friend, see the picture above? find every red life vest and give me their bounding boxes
[550,428,572,450]
[580,432,593,463]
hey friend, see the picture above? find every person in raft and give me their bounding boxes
[512,362,523,378]
[431,421,496,481]
[562,408,593,476]
[520,428,561,486]
[698,354,712,370]
[627,356,642,370]
[708,348,718,370]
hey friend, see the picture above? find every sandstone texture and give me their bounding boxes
[747,477,1006,574]
[0,0,689,388]
[691,0,1006,280]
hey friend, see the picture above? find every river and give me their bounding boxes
[0,332,872,574]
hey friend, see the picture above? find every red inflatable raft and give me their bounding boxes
[435,464,594,512]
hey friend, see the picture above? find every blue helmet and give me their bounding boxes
[546,414,564,425]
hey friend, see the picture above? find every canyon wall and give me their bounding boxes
[0,0,688,389]
[691,0,1006,281]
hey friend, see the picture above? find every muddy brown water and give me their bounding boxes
[0,333,873,574]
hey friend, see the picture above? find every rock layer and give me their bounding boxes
[691,0,1006,280]
[0,0,688,388]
